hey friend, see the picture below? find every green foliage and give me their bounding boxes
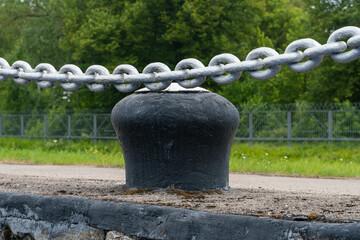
[0,0,359,111]
[301,0,360,102]
[0,0,70,112]
[218,0,311,104]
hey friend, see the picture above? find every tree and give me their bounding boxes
[0,0,71,112]
[219,0,311,104]
[60,0,268,106]
[300,0,360,102]
[1,0,358,112]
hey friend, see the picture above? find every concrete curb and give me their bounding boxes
[0,191,359,240]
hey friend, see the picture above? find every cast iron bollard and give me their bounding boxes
[111,83,239,190]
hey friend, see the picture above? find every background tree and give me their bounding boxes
[301,0,360,102]
[0,0,71,113]
[0,0,359,113]
[220,0,311,104]
[60,0,267,107]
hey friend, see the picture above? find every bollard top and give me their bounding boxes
[136,83,210,93]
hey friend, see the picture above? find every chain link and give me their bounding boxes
[284,39,323,73]
[85,65,111,92]
[0,26,360,92]
[209,53,242,85]
[175,58,206,88]
[34,63,57,89]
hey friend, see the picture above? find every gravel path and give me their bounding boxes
[1,163,360,222]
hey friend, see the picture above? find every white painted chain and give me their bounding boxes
[0,26,359,92]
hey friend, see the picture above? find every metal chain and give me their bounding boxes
[0,26,360,92]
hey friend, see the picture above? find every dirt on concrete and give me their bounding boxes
[0,163,360,223]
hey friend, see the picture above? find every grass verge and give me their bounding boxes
[0,138,359,177]
[229,142,360,177]
[0,138,124,167]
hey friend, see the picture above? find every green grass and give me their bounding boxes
[229,142,360,177]
[0,138,360,177]
[0,138,124,167]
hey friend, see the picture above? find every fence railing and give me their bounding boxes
[0,114,117,144]
[0,109,359,145]
[236,110,360,146]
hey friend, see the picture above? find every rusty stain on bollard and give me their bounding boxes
[111,83,239,190]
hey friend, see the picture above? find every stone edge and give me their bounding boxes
[0,191,359,240]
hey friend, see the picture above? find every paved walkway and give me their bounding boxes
[1,163,359,195]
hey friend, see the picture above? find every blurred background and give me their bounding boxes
[0,0,359,114]
[0,0,359,177]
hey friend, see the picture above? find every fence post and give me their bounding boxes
[328,110,333,144]
[20,115,24,139]
[67,114,71,140]
[287,111,291,147]
[249,112,253,145]
[93,114,97,145]
[44,115,47,138]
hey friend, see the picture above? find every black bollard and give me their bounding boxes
[111,84,239,190]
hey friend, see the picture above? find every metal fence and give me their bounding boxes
[0,108,360,145]
[236,110,360,146]
[0,114,117,143]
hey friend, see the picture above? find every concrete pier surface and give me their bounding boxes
[1,163,359,195]
[1,163,360,221]
[1,163,360,239]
